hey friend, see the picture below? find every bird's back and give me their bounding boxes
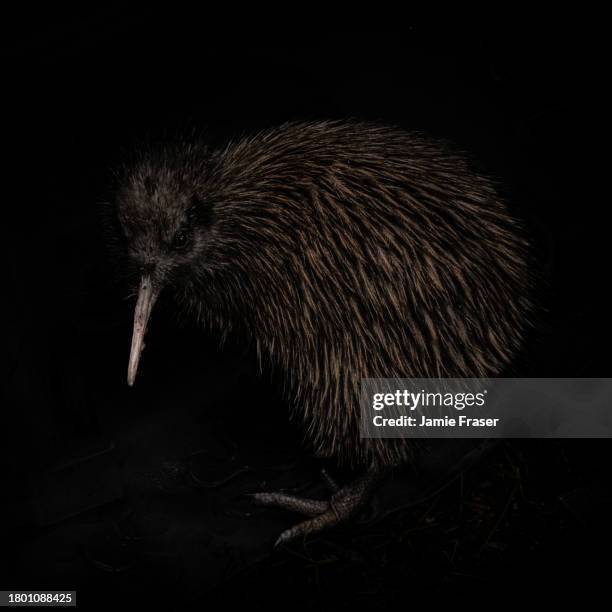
[195,121,532,467]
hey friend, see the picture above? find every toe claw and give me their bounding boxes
[274,522,307,547]
[250,492,273,504]
[274,530,291,548]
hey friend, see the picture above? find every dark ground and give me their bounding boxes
[1,15,609,608]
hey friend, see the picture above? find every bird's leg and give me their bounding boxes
[252,464,384,546]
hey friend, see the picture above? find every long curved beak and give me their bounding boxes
[127,276,159,386]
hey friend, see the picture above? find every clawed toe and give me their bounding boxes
[274,507,343,547]
[320,468,340,493]
[251,492,329,517]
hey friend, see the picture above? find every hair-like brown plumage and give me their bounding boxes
[112,120,532,470]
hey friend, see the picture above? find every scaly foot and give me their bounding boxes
[252,464,384,546]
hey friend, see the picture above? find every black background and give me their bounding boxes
[1,13,609,608]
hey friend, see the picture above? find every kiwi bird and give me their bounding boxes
[112,120,531,546]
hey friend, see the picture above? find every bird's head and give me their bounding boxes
[114,146,217,386]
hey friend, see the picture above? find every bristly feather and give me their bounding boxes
[112,120,534,469]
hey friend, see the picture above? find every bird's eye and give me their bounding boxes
[172,231,189,250]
